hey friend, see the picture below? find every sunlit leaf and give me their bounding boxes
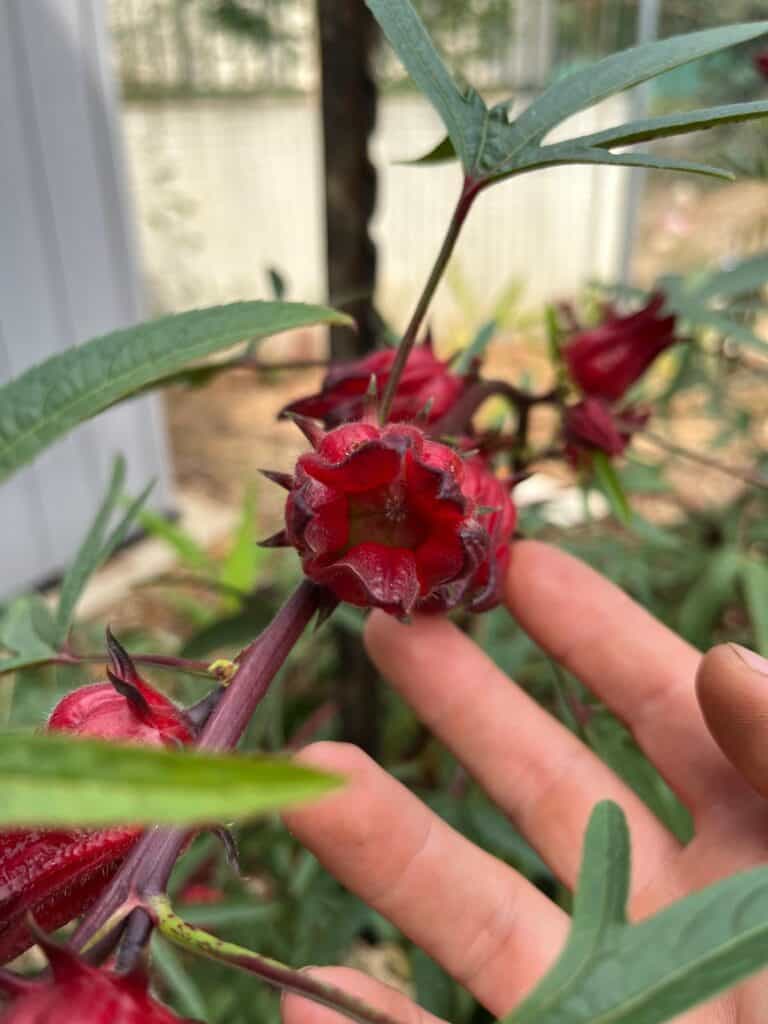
[0,301,352,483]
[0,732,343,826]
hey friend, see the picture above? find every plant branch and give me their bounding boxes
[52,650,214,678]
[641,430,768,490]
[379,176,480,423]
[433,378,561,439]
[151,896,406,1024]
[70,580,334,956]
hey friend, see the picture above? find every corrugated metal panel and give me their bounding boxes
[0,0,173,599]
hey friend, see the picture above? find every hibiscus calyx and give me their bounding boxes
[262,420,515,617]
[564,292,677,402]
[563,396,649,466]
[280,333,467,427]
[0,633,194,965]
[0,930,193,1022]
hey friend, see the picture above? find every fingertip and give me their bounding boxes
[696,643,768,799]
[293,740,376,787]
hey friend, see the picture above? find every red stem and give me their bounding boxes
[53,651,212,677]
[378,176,480,424]
[71,580,332,951]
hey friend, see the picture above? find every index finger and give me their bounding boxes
[505,540,742,815]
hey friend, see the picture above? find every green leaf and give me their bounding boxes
[499,22,768,168]
[364,0,485,171]
[0,301,352,484]
[136,507,214,573]
[690,252,768,302]
[742,558,768,657]
[54,457,153,642]
[454,319,496,374]
[399,23,768,183]
[592,451,632,524]
[0,732,343,826]
[0,596,58,674]
[151,935,209,1021]
[670,303,768,351]
[401,135,457,166]
[585,712,692,842]
[219,487,262,598]
[506,800,768,1024]
[573,100,768,150]
[678,547,741,650]
[511,144,734,181]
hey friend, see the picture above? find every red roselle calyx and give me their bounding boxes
[564,293,677,402]
[0,633,194,965]
[262,419,515,616]
[755,50,768,79]
[0,933,193,1022]
[564,397,649,465]
[280,333,467,427]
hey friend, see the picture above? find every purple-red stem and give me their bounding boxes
[378,176,480,424]
[71,579,331,951]
[53,651,212,677]
[433,378,561,438]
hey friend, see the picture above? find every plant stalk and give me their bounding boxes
[379,176,479,423]
[71,580,332,954]
[152,896,406,1024]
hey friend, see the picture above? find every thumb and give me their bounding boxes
[696,643,768,798]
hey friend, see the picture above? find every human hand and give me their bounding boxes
[282,540,768,1024]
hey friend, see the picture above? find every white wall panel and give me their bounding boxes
[0,0,173,599]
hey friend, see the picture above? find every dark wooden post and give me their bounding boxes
[316,0,381,754]
[316,0,379,360]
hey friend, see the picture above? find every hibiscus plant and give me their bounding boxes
[1,2,768,1022]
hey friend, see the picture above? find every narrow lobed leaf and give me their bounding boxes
[572,100,768,151]
[507,801,768,1024]
[688,252,768,302]
[365,0,481,170]
[499,21,768,168]
[0,731,343,826]
[0,301,352,484]
[54,457,154,642]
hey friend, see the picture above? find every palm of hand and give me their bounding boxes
[282,542,768,1024]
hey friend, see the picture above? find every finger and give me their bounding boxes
[364,611,679,895]
[282,966,445,1024]
[505,540,742,814]
[697,644,768,805]
[283,742,567,1015]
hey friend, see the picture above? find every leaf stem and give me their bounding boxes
[433,378,561,437]
[640,430,768,491]
[53,651,214,678]
[379,175,479,423]
[151,896,406,1024]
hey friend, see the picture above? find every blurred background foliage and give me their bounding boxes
[1,0,768,1021]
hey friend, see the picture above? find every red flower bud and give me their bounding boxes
[0,635,193,964]
[265,420,514,616]
[0,934,193,1022]
[281,335,465,427]
[564,397,648,465]
[459,456,517,612]
[755,51,768,79]
[564,293,677,401]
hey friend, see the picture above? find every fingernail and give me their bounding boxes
[729,644,768,675]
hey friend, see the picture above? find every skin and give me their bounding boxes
[282,540,768,1024]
